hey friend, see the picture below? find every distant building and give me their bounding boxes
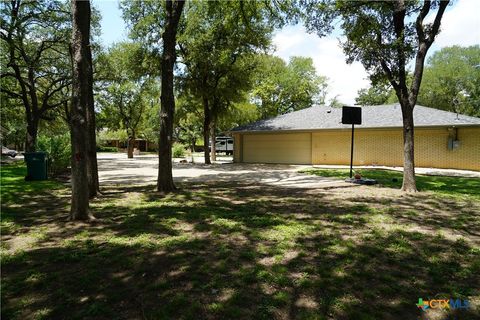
[102,138,157,152]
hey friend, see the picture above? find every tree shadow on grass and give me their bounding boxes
[302,168,480,200]
[0,164,66,212]
[350,193,480,240]
[2,179,480,319]
[2,222,479,319]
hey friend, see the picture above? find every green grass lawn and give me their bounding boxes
[0,162,63,203]
[1,163,479,319]
[300,168,480,201]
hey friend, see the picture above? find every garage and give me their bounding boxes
[231,104,480,171]
[242,132,311,164]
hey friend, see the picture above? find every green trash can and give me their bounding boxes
[24,152,48,180]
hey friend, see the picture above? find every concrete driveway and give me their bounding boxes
[97,153,346,188]
[97,152,480,188]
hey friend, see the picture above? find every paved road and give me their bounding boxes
[97,153,347,188]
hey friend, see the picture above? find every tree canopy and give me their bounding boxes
[355,45,480,118]
[176,0,274,163]
[303,0,450,191]
[251,55,328,119]
[94,33,164,156]
[418,45,480,117]
[355,80,397,106]
[0,0,72,151]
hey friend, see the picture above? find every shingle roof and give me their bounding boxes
[231,104,480,132]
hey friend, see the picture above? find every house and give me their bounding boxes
[231,104,480,171]
[102,138,157,152]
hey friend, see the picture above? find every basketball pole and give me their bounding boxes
[350,123,354,179]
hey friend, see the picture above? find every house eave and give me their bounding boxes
[229,123,480,134]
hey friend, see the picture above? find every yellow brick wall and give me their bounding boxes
[415,127,480,171]
[312,129,404,167]
[311,127,480,171]
[234,127,479,170]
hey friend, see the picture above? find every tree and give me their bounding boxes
[216,99,259,133]
[120,0,298,166]
[97,42,157,158]
[99,81,155,158]
[178,1,273,163]
[417,45,480,117]
[120,0,185,191]
[251,55,328,119]
[355,80,397,106]
[120,0,184,192]
[0,0,71,152]
[120,0,165,48]
[157,0,185,192]
[304,0,450,192]
[69,0,92,220]
[1,0,99,197]
[356,45,480,114]
[85,21,98,198]
[175,92,259,161]
[0,90,26,150]
[175,94,203,161]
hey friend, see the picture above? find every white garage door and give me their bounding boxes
[243,133,312,164]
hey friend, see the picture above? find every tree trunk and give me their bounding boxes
[190,138,195,163]
[203,95,211,164]
[85,17,99,199]
[210,117,216,162]
[400,103,417,192]
[157,0,185,193]
[127,134,135,158]
[86,110,99,197]
[25,119,38,152]
[69,0,91,220]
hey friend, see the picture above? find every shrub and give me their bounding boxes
[172,143,186,158]
[36,133,71,174]
[97,146,118,152]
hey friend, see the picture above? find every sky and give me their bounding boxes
[94,0,480,105]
